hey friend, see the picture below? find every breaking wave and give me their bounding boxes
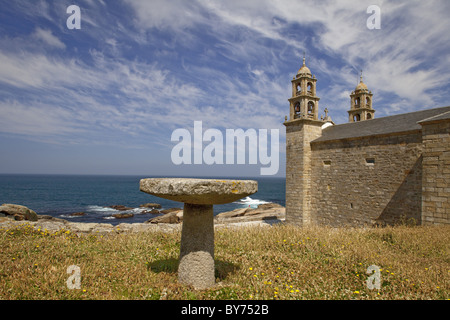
[235,196,269,208]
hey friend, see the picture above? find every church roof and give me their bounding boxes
[313,106,450,143]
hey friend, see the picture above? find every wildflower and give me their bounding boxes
[249,267,253,271]
[354,291,360,294]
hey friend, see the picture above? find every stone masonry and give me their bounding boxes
[284,58,450,227]
[419,114,450,225]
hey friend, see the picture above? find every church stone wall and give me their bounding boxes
[421,120,450,225]
[309,132,423,227]
[285,120,323,226]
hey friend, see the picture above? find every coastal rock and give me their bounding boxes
[108,205,133,211]
[160,207,183,214]
[215,203,285,223]
[112,213,134,219]
[142,209,160,214]
[214,208,251,219]
[69,212,86,216]
[140,203,162,209]
[37,215,68,223]
[0,204,38,221]
[147,210,183,224]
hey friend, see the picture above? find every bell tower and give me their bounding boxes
[288,56,320,121]
[348,71,375,122]
[284,56,325,227]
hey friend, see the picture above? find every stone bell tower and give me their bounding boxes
[348,71,375,122]
[288,57,320,120]
[284,56,325,226]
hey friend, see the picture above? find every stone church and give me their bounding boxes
[284,58,450,227]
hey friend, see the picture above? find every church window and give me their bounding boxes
[367,113,372,119]
[366,158,375,165]
[366,97,371,105]
[353,114,361,122]
[355,97,360,107]
[323,160,331,167]
[294,102,300,113]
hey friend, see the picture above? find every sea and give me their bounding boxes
[0,174,285,226]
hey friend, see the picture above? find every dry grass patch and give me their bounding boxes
[0,223,448,300]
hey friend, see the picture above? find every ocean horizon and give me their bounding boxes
[0,174,285,225]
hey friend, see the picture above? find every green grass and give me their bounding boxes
[0,223,448,300]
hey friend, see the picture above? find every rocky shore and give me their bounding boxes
[0,203,285,234]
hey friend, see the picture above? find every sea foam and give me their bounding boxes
[235,196,269,208]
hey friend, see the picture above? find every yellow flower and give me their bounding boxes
[249,267,253,271]
[354,291,360,294]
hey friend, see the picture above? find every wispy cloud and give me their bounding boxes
[0,0,449,175]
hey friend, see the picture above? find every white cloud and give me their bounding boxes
[32,27,66,49]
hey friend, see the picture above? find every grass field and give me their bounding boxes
[0,222,448,300]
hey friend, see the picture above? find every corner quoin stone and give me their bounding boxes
[139,178,258,289]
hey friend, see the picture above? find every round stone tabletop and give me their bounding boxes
[140,178,258,205]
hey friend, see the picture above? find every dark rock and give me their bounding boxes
[112,213,134,219]
[108,205,133,211]
[140,203,162,209]
[69,212,86,216]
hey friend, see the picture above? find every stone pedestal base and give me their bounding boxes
[178,203,215,289]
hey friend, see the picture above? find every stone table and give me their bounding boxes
[140,178,257,289]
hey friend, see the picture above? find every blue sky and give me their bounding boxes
[0,0,449,177]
